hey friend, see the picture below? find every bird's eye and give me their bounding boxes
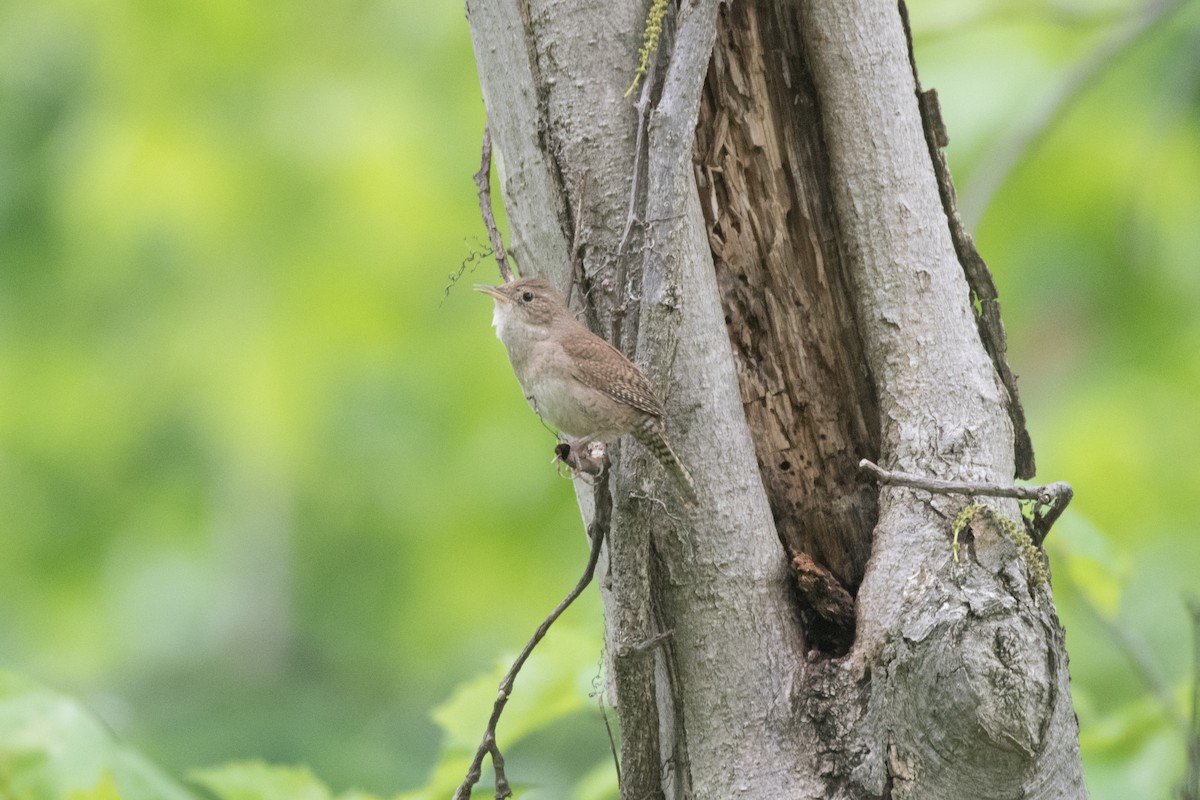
[521,291,534,302]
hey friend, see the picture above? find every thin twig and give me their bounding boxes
[473,125,514,284]
[609,28,662,355]
[441,243,492,307]
[858,459,1073,542]
[859,459,1071,505]
[596,688,622,787]
[959,0,1189,225]
[452,496,610,800]
[610,12,668,353]
[486,738,510,800]
[617,629,674,658]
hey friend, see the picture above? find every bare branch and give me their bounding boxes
[474,125,514,284]
[486,737,510,800]
[617,629,674,658]
[858,458,1073,543]
[859,459,1070,504]
[452,493,610,800]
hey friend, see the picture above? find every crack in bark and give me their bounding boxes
[514,0,580,284]
[695,0,880,651]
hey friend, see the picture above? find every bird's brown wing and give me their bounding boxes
[561,323,666,418]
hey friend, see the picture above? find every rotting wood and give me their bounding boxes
[694,2,879,649]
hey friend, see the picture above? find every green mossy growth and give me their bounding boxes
[625,0,670,97]
[952,502,1049,585]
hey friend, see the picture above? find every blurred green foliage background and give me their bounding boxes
[0,0,1196,798]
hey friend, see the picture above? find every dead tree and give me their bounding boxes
[463,0,1088,797]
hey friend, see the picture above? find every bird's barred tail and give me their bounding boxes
[634,419,697,503]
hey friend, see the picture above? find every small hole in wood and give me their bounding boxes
[779,460,792,472]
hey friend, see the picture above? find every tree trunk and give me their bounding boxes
[465,1,1088,798]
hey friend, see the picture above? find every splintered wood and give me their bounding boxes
[694,3,880,648]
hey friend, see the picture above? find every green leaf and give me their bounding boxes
[570,760,619,800]
[1049,509,1126,615]
[190,761,382,800]
[67,772,122,800]
[431,626,594,752]
[190,762,327,800]
[390,756,470,800]
[399,626,602,798]
[0,672,196,800]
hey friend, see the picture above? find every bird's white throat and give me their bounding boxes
[490,299,512,342]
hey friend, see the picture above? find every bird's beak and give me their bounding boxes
[473,284,508,302]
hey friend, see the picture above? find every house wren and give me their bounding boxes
[475,277,696,499]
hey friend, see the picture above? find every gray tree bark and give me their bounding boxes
[465,1,1088,798]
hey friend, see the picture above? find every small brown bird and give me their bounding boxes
[475,277,695,499]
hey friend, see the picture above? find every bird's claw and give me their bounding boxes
[553,439,608,483]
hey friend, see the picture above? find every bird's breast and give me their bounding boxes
[512,345,636,441]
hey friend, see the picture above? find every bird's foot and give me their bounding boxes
[553,439,608,483]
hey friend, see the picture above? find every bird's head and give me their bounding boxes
[474,277,569,342]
